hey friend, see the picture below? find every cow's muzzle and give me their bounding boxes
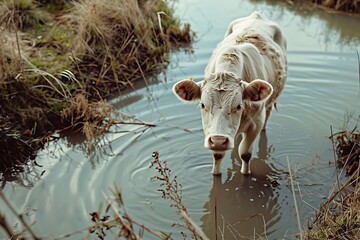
[208,135,230,151]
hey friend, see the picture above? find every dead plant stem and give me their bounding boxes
[357,50,360,96]
[53,224,94,240]
[0,213,14,239]
[135,58,148,87]
[111,120,157,127]
[101,191,141,240]
[180,210,209,240]
[328,140,358,204]
[287,157,303,240]
[11,2,23,72]
[123,216,168,240]
[324,157,360,206]
[0,189,41,240]
[330,125,342,195]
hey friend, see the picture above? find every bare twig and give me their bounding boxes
[356,50,359,96]
[180,210,209,240]
[110,120,157,127]
[101,191,141,240]
[330,125,342,193]
[0,213,14,239]
[324,162,360,207]
[287,157,303,240]
[54,223,96,240]
[0,189,41,240]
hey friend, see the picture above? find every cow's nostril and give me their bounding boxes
[209,136,229,150]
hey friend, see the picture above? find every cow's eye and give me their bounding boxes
[230,104,242,114]
[200,103,205,109]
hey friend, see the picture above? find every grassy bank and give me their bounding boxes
[0,0,193,180]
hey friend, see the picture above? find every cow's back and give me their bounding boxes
[225,11,286,53]
[206,11,287,108]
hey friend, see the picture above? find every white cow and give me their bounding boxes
[173,12,287,175]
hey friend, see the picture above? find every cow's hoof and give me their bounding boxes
[240,170,251,175]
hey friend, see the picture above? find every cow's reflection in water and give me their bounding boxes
[201,131,281,239]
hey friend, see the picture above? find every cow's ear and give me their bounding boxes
[243,79,273,102]
[173,78,202,103]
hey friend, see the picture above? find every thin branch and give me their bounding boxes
[0,189,41,240]
[356,50,360,96]
[180,210,209,240]
[101,191,141,240]
[287,157,303,240]
[54,224,95,240]
[110,120,157,127]
[0,213,14,239]
[330,125,341,193]
[123,216,169,240]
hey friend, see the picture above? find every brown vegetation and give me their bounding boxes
[306,124,360,239]
[309,0,360,14]
[0,0,193,180]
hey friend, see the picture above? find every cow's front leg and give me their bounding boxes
[238,125,262,174]
[211,152,225,175]
[263,105,273,131]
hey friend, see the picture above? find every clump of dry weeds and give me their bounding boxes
[306,172,360,239]
[61,93,113,152]
[334,128,360,177]
[306,123,360,240]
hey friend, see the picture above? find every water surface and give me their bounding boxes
[1,0,360,239]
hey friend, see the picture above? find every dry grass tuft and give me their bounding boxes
[0,30,22,81]
[61,0,193,96]
[334,129,360,177]
[0,0,46,30]
[306,123,360,240]
[63,0,142,55]
[306,173,360,239]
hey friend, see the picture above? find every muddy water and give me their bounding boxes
[1,0,360,239]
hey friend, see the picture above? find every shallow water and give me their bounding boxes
[1,0,360,239]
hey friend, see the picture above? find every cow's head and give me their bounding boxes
[173,72,273,153]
